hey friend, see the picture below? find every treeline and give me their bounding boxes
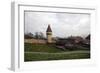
[24,32,46,39]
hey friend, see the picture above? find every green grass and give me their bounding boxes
[24,43,90,61]
[24,43,64,53]
[24,51,90,61]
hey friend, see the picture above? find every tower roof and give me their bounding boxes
[46,25,52,32]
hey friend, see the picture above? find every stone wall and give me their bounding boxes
[24,39,47,44]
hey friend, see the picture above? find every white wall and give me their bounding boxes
[0,0,100,73]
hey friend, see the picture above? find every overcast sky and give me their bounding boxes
[24,11,90,38]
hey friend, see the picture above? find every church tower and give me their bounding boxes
[46,24,52,43]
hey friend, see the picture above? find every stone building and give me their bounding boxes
[46,25,52,43]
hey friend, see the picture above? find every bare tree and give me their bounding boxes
[24,32,34,39]
[34,32,45,39]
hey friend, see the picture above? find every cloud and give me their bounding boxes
[25,11,90,38]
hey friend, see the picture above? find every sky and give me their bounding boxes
[24,11,90,38]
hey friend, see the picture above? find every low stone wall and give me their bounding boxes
[24,39,47,44]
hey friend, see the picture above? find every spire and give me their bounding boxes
[46,24,52,32]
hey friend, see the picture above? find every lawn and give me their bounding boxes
[24,43,64,53]
[24,43,90,61]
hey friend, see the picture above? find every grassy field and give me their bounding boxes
[24,43,90,61]
[24,43,64,53]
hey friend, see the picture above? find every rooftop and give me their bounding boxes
[46,24,52,32]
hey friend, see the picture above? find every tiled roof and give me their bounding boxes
[46,25,52,32]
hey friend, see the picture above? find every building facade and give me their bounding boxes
[46,25,52,43]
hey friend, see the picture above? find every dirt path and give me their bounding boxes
[25,50,90,54]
